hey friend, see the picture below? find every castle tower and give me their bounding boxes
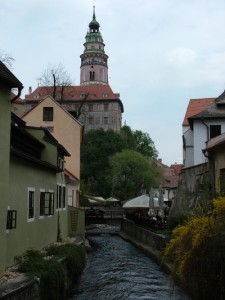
[80,6,108,85]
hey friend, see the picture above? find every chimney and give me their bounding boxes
[28,86,32,94]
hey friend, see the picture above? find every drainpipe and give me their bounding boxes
[201,118,209,145]
[11,86,23,103]
[201,119,215,198]
[203,149,215,199]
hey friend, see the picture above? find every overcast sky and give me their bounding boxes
[2,0,225,166]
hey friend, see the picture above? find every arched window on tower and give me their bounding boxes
[90,71,95,81]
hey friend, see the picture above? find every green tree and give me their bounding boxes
[81,128,125,197]
[133,130,158,158]
[81,127,159,198]
[110,149,162,201]
[120,126,158,158]
[120,125,136,149]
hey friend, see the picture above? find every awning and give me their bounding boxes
[106,197,120,202]
[88,196,106,204]
[123,194,168,209]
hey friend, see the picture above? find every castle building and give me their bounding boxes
[20,7,124,133]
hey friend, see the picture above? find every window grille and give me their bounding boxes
[6,210,17,229]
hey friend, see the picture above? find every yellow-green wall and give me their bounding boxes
[0,85,11,274]
[7,158,68,267]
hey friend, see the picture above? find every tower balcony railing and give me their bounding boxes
[83,49,106,54]
[81,61,107,67]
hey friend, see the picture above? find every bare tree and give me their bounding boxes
[0,50,15,69]
[39,63,72,102]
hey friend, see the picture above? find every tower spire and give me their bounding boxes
[93,5,96,19]
[80,6,109,85]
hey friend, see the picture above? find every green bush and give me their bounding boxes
[46,243,86,279]
[15,244,86,300]
[17,251,65,300]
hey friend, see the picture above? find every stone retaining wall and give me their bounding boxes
[0,276,40,300]
[120,219,172,273]
[121,219,169,250]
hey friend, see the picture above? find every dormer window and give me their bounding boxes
[103,92,108,98]
[80,93,86,99]
[34,93,40,99]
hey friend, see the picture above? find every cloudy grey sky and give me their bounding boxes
[2,0,225,166]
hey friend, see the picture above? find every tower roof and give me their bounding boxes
[89,6,100,31]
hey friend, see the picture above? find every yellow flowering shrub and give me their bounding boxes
[164,197,225,300]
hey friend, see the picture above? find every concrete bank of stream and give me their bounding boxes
[120,219,173,274]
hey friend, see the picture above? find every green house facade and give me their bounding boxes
[0,62,72,275]
[0,61,23,274]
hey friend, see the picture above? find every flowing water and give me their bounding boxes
[70,233,191,300]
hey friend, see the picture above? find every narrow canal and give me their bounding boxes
[70,234,191,300]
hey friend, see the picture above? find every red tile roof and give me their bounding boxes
[182,98,215,126]
[163,175,180,189]
[170,164,183,175]
[64,168,79,181]
[25,85,120,101]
